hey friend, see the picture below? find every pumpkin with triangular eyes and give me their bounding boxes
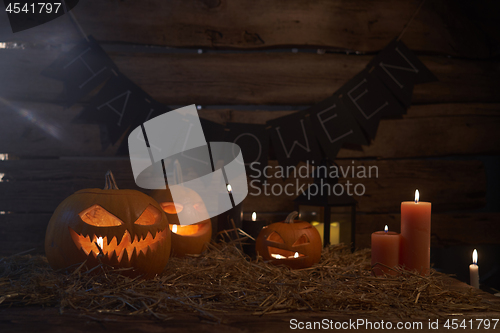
[44,171,171,278]
[255,211,322,269]
[151,186,212,258]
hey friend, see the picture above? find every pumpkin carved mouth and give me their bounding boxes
[69,227,168,262]
[267,246,306,259]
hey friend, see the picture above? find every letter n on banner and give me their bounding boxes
[73,72,152,146]
[338,70,406,139]
[368,38,438,108]
[41,36,118,107]
[225,122,269,182]
[267,110,322,173]
[307,95,368,161]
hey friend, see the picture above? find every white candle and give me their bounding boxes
[469,249,479,288]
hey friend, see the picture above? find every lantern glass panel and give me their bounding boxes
[330,206,352,246]
[298,205,353,247]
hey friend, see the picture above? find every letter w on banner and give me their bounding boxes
[267,110,322,175]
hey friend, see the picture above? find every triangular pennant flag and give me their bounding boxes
[116,98,171,155]
[74,73,151,146]
[199,118,227,143]
[368,38,438,107]
[307,95,368,161]
[225,122,269,182]
[338,70,406,139]
[42,36,118,107]
[267,110,322,173]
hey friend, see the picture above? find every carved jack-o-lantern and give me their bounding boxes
[45,171,171,278]
[255,211,322,269]
[151,186,212,258]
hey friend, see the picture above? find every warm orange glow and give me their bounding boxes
[252,212,257,221]
[268,246,305,259]
[135,205,162,226]
[415,189,419,203]
[168,223,204,236]
[79,205,123,227]
[96,236,104,251]
[70,228,168,261]
[161,202,184,214]
[271,253,286,259]
[472,249,478,265]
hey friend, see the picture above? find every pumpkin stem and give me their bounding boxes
[104,170,119,190]
[285,211,299,224]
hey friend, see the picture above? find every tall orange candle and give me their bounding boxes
[371,225,401,276]
[400,189,431,275]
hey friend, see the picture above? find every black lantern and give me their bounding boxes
[294,161,357,251]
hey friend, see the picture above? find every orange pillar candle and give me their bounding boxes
[371,225,401,276]
[400,189,431,275]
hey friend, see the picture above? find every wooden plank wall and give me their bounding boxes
[0,0,499,255]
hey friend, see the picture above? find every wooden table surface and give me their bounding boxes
[1,275,499,333]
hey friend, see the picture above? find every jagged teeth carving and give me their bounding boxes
[70,228,167,262]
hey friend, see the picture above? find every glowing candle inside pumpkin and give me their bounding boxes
[400,189,431,275]
[294,252,299,258]
[96,236,104,250]
[271,254,286,259]
[252,212,257,221]
[172,224,178,234]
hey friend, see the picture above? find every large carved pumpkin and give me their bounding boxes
[151,185,212,258]
[255,211,322,269]
[45,171,171,278]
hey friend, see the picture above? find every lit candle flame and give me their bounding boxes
[294,252,299,258]
[415,189,419,203]
[252,212,257,221]
[226,184,232,193]
[172,224,178,234]
[96,236,104,250]
[384,225,388,233]
[271,254,286,259]
[472,249,478,265]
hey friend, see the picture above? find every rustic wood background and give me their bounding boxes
[0,0,499,256]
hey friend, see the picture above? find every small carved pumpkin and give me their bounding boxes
[45,171,171,278]
[255,211,322,269]
[151,186,212,258]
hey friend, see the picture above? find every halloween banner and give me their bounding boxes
[41,35,117,107]
[306,95,368,162]
[369,38,438,108]
[127,105,249,225]
[266,110,322,173]
[44,36,436,171]
[337,70,406,139]
[225,122,269,182]
[116,98,171,155]
[73,72,153,147]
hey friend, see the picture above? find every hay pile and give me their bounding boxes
[0,243,495,322]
